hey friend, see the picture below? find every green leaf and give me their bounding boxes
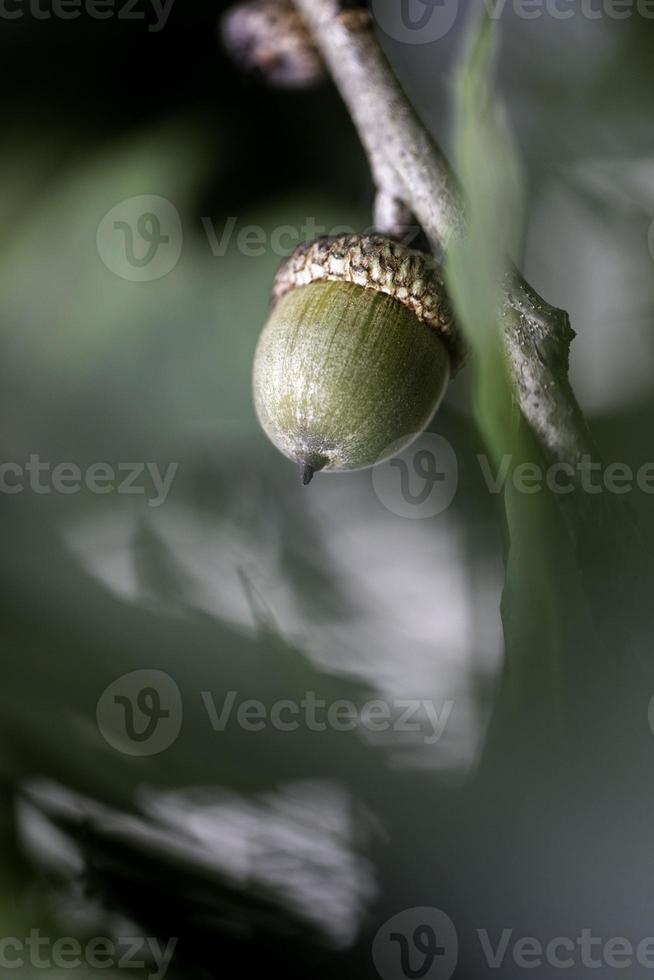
[446,8,590,753]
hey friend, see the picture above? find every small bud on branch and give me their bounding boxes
[221,0,324,89]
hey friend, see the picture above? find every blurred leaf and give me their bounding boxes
[446,8,589,750]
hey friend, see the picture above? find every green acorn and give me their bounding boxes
[253,234,462,484]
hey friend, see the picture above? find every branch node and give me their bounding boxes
[336,7,371,32]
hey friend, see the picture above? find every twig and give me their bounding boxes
[295,0,463,253]
[292,0,639,571]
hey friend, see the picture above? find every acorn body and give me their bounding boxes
[252,235,461,481]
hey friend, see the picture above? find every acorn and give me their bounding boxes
[253,234,463,484]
